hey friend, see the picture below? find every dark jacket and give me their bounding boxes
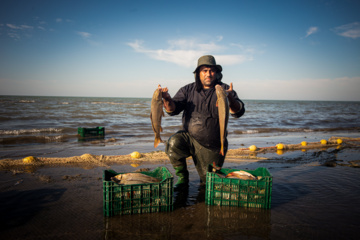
[167,82,245,151]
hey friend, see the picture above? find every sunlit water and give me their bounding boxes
[1,95,359,158]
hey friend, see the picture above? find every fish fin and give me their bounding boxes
[225,172,234,178]
[154,137,161,148]
[150,115,157,132]
[219,149,224,156]
[151,122,156,132]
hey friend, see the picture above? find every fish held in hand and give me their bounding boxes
[215,85,229,156]
[111,173,161,185]
[150,85,164,148]
[226,171,257,180]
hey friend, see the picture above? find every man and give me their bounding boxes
[160,55,245,188]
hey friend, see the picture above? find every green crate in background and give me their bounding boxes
[78,127,105,138]
[103,167,174,216]
[205,167,272,209]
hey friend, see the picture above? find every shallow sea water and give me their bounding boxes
[1,148,360,240]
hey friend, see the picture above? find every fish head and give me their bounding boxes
[215,85,226,97]
[152,88,162,101]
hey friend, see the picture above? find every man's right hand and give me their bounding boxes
[157,84,175,112]
[158,85,171,101]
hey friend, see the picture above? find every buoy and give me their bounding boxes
[320,139,327,145]
[337,138,343,144]
[276,143,284,150]
[131,151,142,159]
[301,141,307,146]
[23,156,38,163]
[249,145,257,151]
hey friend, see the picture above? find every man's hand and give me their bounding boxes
[226,82,241,114]
[157,84,175,112]
[226,82,233,93]
[158,84,171,101]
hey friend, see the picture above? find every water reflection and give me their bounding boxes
[103,183,271,240]
[205,206,271,239]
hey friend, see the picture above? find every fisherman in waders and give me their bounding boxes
[160,55,245,189]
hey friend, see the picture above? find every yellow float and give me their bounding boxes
[320,139,327,145]
[130,151,142,159]
[301,141,307,146]
[337,138,343,144]
[249,145,257,151]
[23,156,38,163]
[276,143,284,150]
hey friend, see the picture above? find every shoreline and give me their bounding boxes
[1,136,359,170]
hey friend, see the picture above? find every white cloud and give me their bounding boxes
[305,26,319,38]
[5,24,34,40]
[333,22,360,39]
[56,18,63,23]
[241,77,360,101]
[6,24,33,30]
[8,32,20,40]
[75,31,100,46]
[127,38,253,68]
[216,35,223,42]
[76,31,92,39]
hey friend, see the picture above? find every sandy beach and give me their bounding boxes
[1,137,360,239]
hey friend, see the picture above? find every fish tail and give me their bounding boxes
[220,146,224,156]
[154,136,162,148]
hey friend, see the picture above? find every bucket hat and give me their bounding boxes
[193,55,222,73]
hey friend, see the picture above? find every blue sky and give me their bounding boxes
[1,0,359,101]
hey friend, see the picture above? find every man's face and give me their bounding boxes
[199,66,217,89]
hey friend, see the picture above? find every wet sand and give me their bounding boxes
[1,137,360,239]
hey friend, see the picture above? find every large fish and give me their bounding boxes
[150,85,164,148]
[111,173,161,185]
[215,85,229,156]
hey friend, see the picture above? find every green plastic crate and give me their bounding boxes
[205,167,272,209]
[78,127,105,138]
[103,167,174,216]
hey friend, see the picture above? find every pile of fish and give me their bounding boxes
[214,170,260,180]
[225,171,258,180]
[111,173,161,185]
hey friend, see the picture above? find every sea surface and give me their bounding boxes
[1,95,360,239]
[0,95,359,158]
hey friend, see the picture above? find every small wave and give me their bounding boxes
[1,135,67,145]
[0,128,63,135]
[91,101,142,106]
[304,129,314,132]
[238,130,259,134]
[234,127,360,134]
[19,100,35,103]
